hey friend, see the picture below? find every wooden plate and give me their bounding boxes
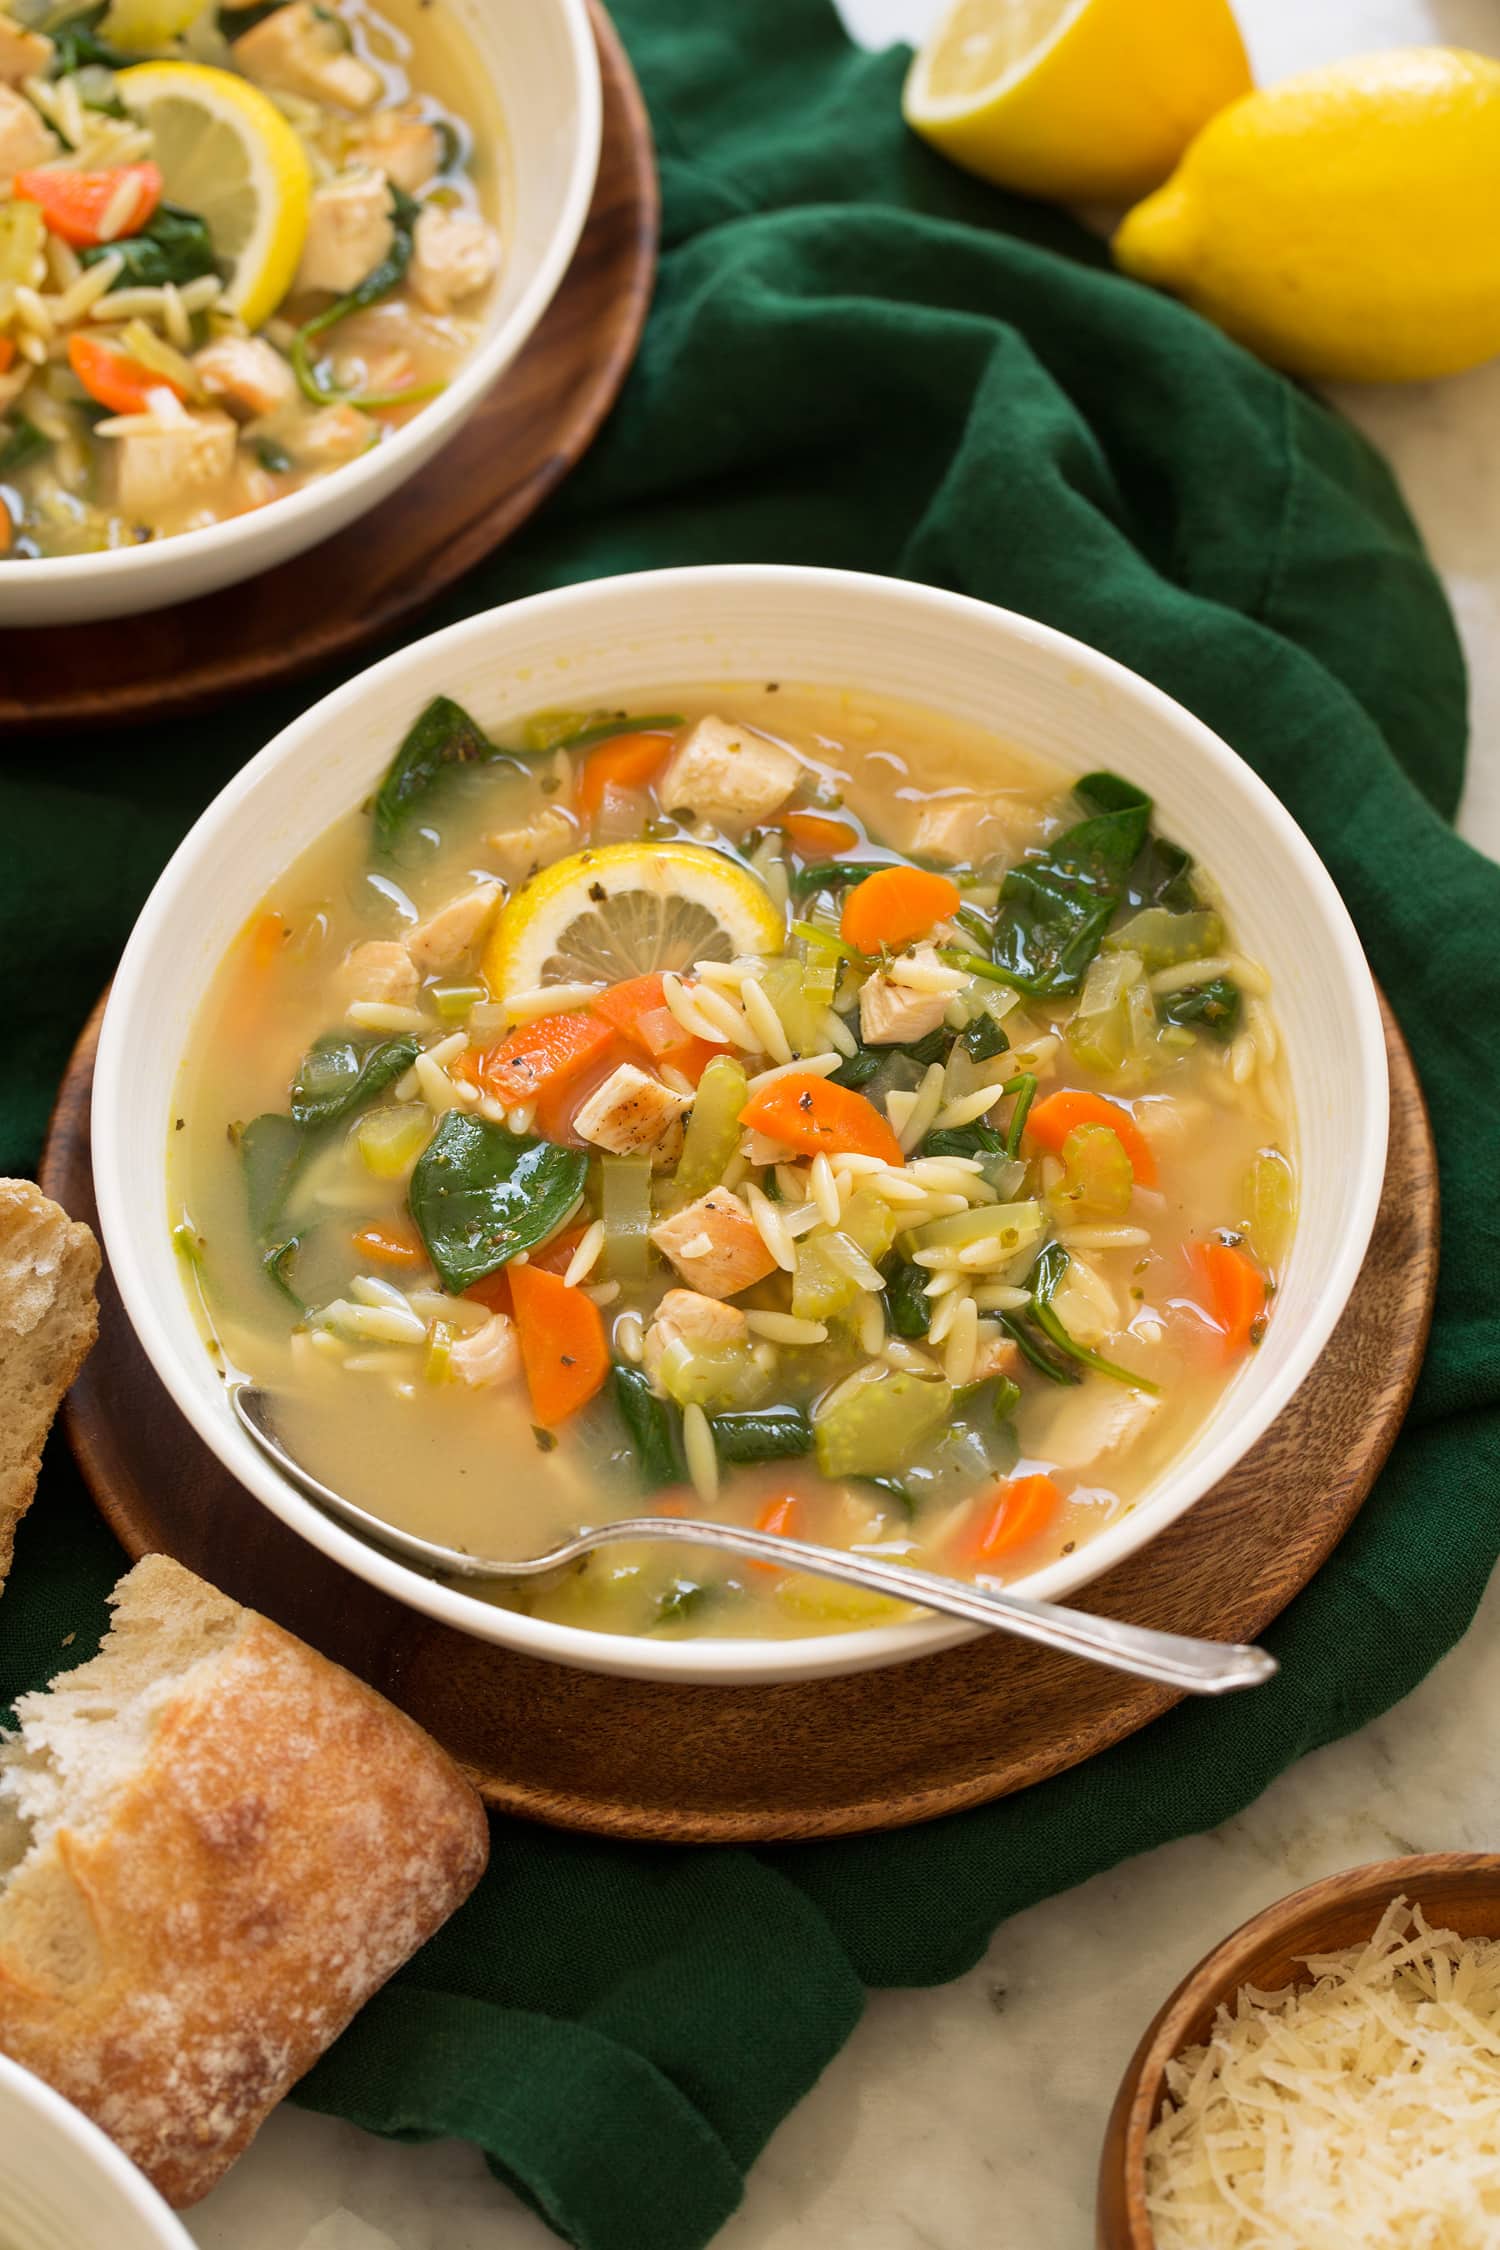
[41,993,1436,1844]
[0,1,655,738]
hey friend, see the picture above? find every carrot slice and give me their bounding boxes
[751,1492,803,1572]
[593,973,723,1084]
[1191,1239,1268,1357]
[577,730,676,818]
[527,1225,590,1277]
[509,1262,610,1426]
[352,1220,425,1269]
[67,331,185,416]
[783,810,859,856]
[739,1072,904,1165]
[0,338,14,376]
[15,162,161,248]
[840,865,960,953]
[464,1268,513,1316]
[458,1010,617,1108]
[968,1474,1063,1566]
[1024,1089,1158,1188]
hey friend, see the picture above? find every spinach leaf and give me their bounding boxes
[0,420,48,479]
[233,1113,310,1305]
[788,860,896,900]
[710,1405,812,1465]
[255,435,293,474]
[961,1014,1009,1062]
[829,1047,882,1091]
[953,1372,1023,1423]
[1026,1242,1159,1393]
[534,711,684,753]
[997,1311,1079,1386]
[80,204,217,290]
[611,1363,684,1488]
[857,1474,916,1520]
[372,694,504,852]
[655,1579,713,1627]
[48,4,132,72]
[952,903,994,949]
[408,1110,586,1292]
[263,1233,306,1307]
[290,181,422,406]
[884,1260,931,1338]
[993,771,1153,996]
[922,1120,1006,1162]
[1134,832,1198,913]
[1159,977,1242,1043]
[218,0,289,36]
[900,1024,950,1068]
[290,1030,420,1130]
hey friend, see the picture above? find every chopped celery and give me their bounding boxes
[1242,1146,1297,1271]
[1066,950,1157,1076]
[759,957,830,1056]
[674,1056,748,1201]
[814,1369,953,1479]
[354,1102,431,1180]
[656,1337,770,1412]
[1051,1122,1133,1219]
[1105,907,1223,971]
[424,1321,455,1384]
[775,1576,913,1626]
[912,1199,1046,1263]
[432,982,485,1021]
[791,919,867,967]
[842,1187,900,1265]
[601,1152,654,1281]
[791,1234,858,1323]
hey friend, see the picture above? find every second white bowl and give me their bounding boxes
[92,565,1389,1684]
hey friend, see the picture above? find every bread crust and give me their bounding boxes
[0,1178,99,1593]
[0,1558,489,2203]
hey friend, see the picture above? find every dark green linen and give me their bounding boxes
[3,1,1497,2243]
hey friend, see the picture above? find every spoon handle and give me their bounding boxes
[565,1518,1277,1695]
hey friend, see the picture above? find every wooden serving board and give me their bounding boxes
[40,993,1436,1845]
[0,1,655,738]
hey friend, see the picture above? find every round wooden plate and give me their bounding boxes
[0,1,655,738]
[41,993,1436,1844]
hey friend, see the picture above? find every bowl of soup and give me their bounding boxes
[92,564,1388,1684]
[0,0,600,624]
[0,2054,195,2250]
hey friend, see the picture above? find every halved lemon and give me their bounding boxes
[484,842,785,1005]
[115,61,312,330]
[902,0,1251,206]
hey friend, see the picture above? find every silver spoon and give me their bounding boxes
[230,1382,1275,1694]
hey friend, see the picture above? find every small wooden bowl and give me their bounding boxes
[1096,1852,1500,2247]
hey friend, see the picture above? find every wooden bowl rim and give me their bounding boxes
[1103,1850,1500,2248]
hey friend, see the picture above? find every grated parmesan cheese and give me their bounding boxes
[1145,1897,1500,2248]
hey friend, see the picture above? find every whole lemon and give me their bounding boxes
[1113,48,1500,383]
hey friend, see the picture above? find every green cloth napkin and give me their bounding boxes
[3,2,1498,2243]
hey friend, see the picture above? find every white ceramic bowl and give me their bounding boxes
[93,565,1389,1685]
[0,2054,195,2250]
[1,0,601,627]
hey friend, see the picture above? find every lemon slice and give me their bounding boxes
[116,61,312,330]
[902,0,1251,206]
[484,842,785,1005]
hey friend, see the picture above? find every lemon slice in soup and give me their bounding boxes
[485,842,784,1004]
[115,63,312,331]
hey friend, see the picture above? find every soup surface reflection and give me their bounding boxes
[172,684,1297,1639]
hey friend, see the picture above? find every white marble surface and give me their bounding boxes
[187,4,1500,2245]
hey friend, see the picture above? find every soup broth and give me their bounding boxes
[0,0,504,557]
[172,685,1297,1640]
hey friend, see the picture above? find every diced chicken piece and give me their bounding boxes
[108,410,236,524]
[859,971,949,1047]
[348,101,443,194]
[650,1187,778,1300]
[193,335,297,421]
[574,1064,692,1157]
[485,805,577,887]
[405,881,501,977]
[649,1111,687,1173]
[641,1289,747,1385]
[232,1,381,112]
[448,1312,519,1388]
[295,169,393,298]
[658,715,800,829]
[407,205,498,314]
[295,401,372,471]
[0,83,56,172]
[971,1332,1021,1384]
[0,18,52,85]
[1041,1382,1160,1473]
[336,939,418,1009]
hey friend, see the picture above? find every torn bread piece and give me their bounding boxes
[0,1180,99,1597]
[0,1554,489,2205]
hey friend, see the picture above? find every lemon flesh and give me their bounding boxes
[1113,48,1500,384]
[100,0,211,47]
[116,62,312,330]
[484,842,785,1007]
[903,0,1251,205]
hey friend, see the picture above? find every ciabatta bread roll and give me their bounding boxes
[0,1179,98,1595]
[0,1554,488,2203]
